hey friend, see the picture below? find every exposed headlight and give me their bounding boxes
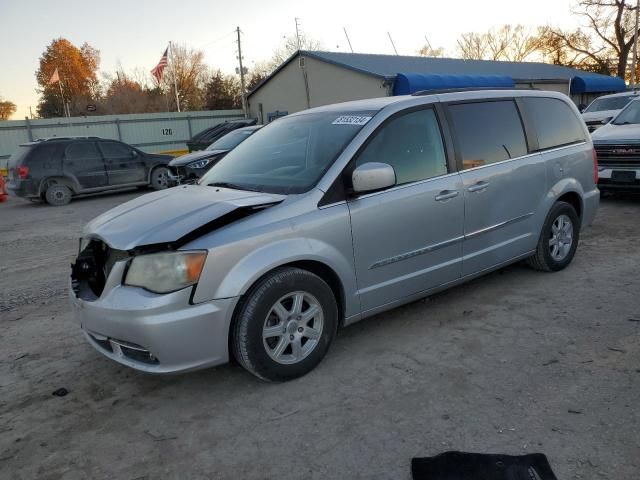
[188,158,213,169]
[125,251,207,294]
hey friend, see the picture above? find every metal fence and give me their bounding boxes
[0,109,244,168]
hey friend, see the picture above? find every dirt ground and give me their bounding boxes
[0,189,638,480]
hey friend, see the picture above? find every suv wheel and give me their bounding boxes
[150,166,169,190]
[44,184,72,206]
[232,267,338,381]
[527,201,580,272]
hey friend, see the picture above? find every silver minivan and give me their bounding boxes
[70,90,599,381]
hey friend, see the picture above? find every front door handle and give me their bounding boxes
[468,181,490,192]
[434,190,459,202]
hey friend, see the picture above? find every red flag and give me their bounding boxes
[151,48,169,83]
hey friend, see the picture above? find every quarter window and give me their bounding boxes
[355,109,448,185]
[66,142,101,161]
[521,97,586,150]
[448,101,528,170]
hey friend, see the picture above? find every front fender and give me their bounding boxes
[193,237,359,318]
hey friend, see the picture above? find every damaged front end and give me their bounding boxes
[71,239,129,301]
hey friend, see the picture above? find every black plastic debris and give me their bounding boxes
[412,451,558,480]
[51,388,69,397]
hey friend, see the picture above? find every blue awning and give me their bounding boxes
[393,73,515,95]
[570,75,626,94]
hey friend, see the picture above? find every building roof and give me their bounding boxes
[248,50,626,97]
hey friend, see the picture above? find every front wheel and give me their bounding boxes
[231,267,338,381]
[150,166,169,190]
[526,201,580,272]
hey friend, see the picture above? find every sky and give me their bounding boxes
[0,0,579,119]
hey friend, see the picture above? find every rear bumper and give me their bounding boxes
[70,281,238,373]
[7,179,39,198]
[582,188,600,227]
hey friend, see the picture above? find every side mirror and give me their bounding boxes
[130,150,138,158]
[578,104,587,113]
[352,162,396,194]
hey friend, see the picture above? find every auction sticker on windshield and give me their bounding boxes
[332,115,372,125]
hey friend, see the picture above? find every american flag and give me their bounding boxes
[151,47,169,83]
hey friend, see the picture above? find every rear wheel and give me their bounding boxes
[232,267,338,381]
[44,184,72,206]
[526,201,580,272]
[150,166,169,190]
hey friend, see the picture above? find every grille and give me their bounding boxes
[594,144,640,167]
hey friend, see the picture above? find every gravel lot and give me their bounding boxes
[0,189,639,479]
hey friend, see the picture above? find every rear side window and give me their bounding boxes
[448,100,528,170]
[99,141,133,158]
[355,109,448,184]
[522,97,586,150]
[7,146,33,167]
[66,142,101,161]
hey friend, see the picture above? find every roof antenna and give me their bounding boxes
[343,27,354,53]
[387,32,399,55]
[295,17,302,51]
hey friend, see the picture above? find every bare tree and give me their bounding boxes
[457,25,542,61]
[271,33,322,65]
[545,0,640,78]
[416,45,446,57]
[161,44,208,111]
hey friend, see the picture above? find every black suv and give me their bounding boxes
[186,118,257,152]
[7,137,173,206]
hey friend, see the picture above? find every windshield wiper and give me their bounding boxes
[207,181,259,192]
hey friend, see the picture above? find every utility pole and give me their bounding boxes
[236,26,247,117]
[387,32,399,55]
[632,0,639,91]
[295,17,302,50]
[343,27,354,53]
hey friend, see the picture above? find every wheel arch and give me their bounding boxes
[38,175,79,195]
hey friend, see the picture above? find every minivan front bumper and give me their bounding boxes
[70,281,238,373]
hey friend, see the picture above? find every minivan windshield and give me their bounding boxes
[205,128,257,151]
[200,111,376,194]
[584,95,634,113]
[612,99,640,125]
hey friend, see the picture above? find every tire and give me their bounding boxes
[150,166,169,190]
[231,267,338,382]
[44,184,72,206]
[526,201,580,272]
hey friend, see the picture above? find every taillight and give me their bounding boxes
[592,148,599,184]
[17,166,29,179]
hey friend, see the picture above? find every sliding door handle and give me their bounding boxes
[468,181,490,192]
[435,190,459,202]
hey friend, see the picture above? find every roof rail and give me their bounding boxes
[37,136,104,142]
[411,86,517,96]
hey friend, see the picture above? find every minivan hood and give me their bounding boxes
[168,149,227,167]
[591,122,640,142]
[84,185,284,250]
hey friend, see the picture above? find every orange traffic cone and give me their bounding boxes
[0,175,8,203]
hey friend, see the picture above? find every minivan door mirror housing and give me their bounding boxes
[352,162,396,194]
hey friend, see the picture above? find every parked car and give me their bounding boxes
[581,91,639,132]
[186,118,257,152]
[7,137,173,206]
[592,98,640,191]
[71,90,599,381]
[168,126,261,184]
